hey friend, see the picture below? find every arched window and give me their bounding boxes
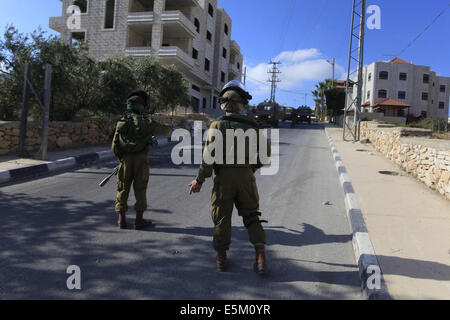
[224,24,229,35]
[73,0,88,13]
[104,0,115,29]
[379,71,388,80]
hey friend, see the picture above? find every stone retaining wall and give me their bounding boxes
[360,121,450,200]
[0,113,214,156]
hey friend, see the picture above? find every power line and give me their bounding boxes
[267,60,282,101]
[396,3,450,57]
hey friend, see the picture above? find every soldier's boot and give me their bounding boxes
[118,212,127,230]
[253,245,267,277]
[216,250,227,272]
[135,210,153,230]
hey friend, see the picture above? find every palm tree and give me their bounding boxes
[312,79,334,121]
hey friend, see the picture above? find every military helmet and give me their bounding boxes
[219,90,246,113]
[127,90,148,106]
[219,80,252,105]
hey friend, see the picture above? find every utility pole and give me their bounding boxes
[243,66,247,86]
[267,60,281,102]
[343,0,366,142]
[18,64,32,157]
[328,58,335,88]
[41,64,52,161]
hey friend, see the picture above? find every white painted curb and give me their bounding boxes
[325,128,390,300]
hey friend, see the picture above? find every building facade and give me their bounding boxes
[356,58,450,120]
[49,0,244,117]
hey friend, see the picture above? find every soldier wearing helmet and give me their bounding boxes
[189,81,270,276]
[112,90,172,230]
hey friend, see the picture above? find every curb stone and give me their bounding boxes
[325,128,391,300]
[0,136,172,185]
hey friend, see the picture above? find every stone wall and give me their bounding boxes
[0,113,215,156]
[360,121,450,200]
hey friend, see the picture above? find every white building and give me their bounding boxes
[356,58,450,120]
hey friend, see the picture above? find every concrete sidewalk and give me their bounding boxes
[327,127,450,299]
[0,137,171,185]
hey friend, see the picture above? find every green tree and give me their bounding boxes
[158,64,190,116]
[324,87,346,123]
[98,55,137,115]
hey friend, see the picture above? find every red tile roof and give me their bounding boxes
[390,57,412,64]
[373,98,410,108]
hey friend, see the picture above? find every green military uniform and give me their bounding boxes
[196,113,270,252]
[112,112,171,214]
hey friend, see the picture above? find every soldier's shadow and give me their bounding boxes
[148,223,352,247]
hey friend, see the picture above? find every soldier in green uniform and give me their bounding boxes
[189,81,270,276]
[112,90,172,230]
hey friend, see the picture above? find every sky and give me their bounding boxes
[1,0,449,112]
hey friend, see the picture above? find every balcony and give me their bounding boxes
[162,11,196,38]
[228,63,240,78]
[128,12,154,23]
[126,47,154,56]
[165,0,200,9]
[230,40,241,54]
[158,46,194,68]
[49,16,65,33]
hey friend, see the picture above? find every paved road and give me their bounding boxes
[0,123,363,299]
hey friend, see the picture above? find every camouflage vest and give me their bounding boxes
[113,113,155,158]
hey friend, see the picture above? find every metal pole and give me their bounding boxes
[41,64,52,161]
[332,58,335,88]
[356,1,366,141]
[19,64,32,157]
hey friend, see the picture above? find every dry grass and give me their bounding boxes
[433,132,450,140]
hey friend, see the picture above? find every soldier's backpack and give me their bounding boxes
[113,113,155,158]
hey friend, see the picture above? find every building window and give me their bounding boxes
[71,32,86,44]
[73,0,88,13]
[237,62,240,70]
[224,24,229,35]
[439,102,445,109]
[194,18,200,33]
[440,85,446,93]
[204,58,210,71]
[367,91,370,99]
[222,48,227,59]
[213,96,217,109]
[104,0,115,29]
[192,48,198,60]
[192,85,200,92]
[398,91,406,100]
[203,98,207,109]
[378,89,387,99]
[221,72,226,83]
[368,73,372,81]
[423,74,429,84]
[208,3,214,17]
[399,73,407,81]
[422,92,428,101]
[379,71,388,80]
[206,30,212,41]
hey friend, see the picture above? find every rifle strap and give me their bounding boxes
[220,116,259,129]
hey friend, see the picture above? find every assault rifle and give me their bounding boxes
[99,166,119,187]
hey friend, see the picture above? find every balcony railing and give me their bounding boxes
[128,12,154,23]
[49,16,65,32]
[158,46,194,68]
[161,11,196,37]
[125,47,154,56]
[230,40,241,54]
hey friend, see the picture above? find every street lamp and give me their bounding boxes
[326,58,335,88]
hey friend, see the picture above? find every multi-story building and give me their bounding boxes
[49,0,244,117]
[357,58,450,120]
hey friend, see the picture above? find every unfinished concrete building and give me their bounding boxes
[49,0,244,117]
